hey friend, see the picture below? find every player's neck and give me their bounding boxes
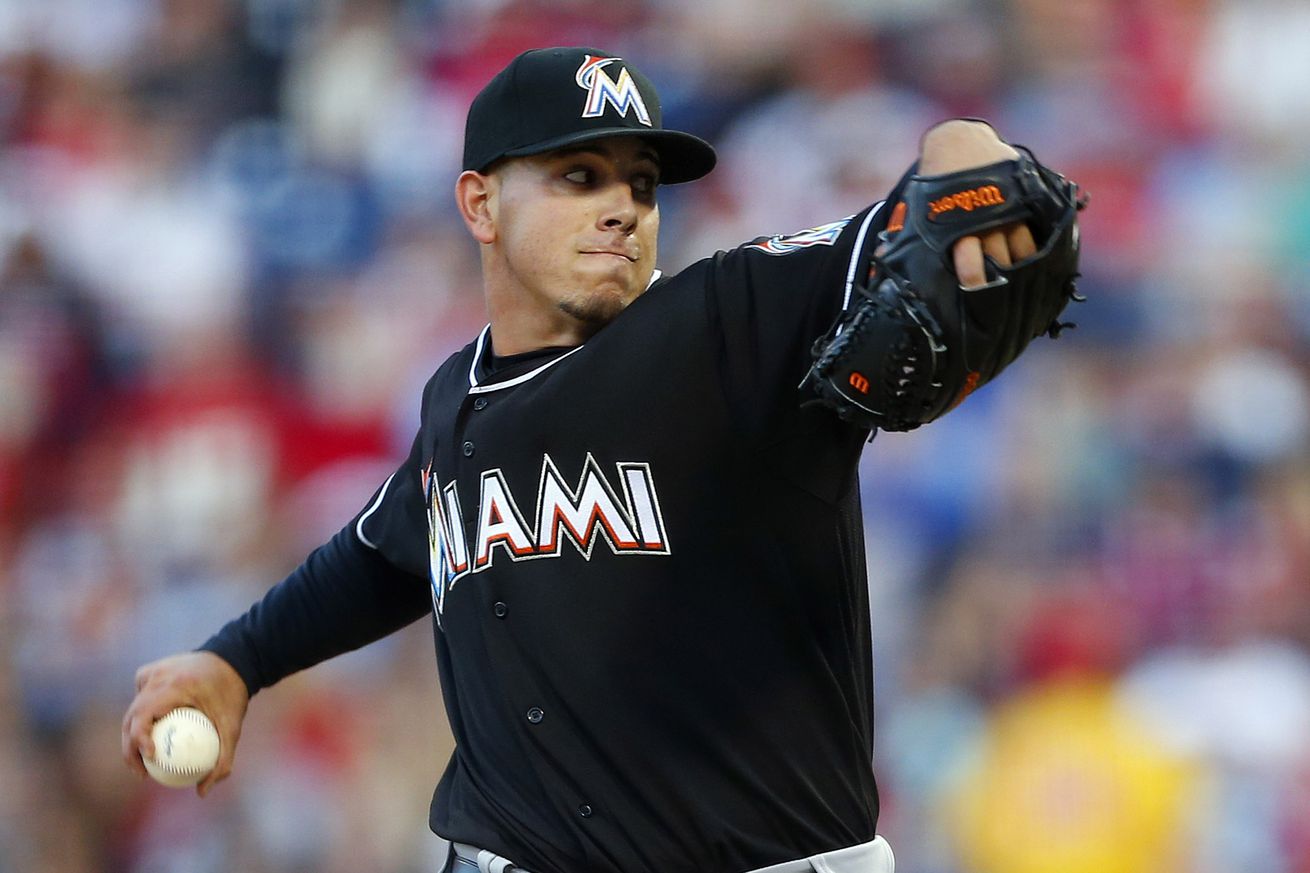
[485,294,593,355]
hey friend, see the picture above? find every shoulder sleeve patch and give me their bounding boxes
[745,217,852,256]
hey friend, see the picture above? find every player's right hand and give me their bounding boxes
[122,651,250,797]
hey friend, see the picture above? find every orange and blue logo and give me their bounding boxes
[575,55,652,126]
[746,218,851,255]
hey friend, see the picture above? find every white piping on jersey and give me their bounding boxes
[469,344,586,394]
[841,201,884,313]
[466,324,584,394]
[465,270,663,394]
[467,325,491,388]
[356,471,395,549]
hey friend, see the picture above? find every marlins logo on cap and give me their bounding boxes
[575,55,652,126]
[461,47,717,184]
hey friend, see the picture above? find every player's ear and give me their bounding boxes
[456,170,498,244]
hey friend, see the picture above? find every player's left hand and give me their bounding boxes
[917,118,1038,288]
[806,117,1084,432]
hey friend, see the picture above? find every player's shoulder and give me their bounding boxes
[649,205,883,300]
[738,215,859,258]
[665,205,883,279]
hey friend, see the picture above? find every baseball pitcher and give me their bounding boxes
[123,46,1084,873]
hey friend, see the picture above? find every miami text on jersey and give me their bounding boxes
[424,453,670,618]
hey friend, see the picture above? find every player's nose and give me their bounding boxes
[596,184,638,234]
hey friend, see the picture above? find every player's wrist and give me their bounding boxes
[194,640,261,700]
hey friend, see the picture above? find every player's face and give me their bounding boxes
[490,137,661,333]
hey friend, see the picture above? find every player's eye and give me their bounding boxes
[632,174,658,196]
[564,168,593,185]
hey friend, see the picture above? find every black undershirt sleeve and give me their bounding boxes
[199,524,432,698]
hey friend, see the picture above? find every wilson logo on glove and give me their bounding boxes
[928,185,1005,218]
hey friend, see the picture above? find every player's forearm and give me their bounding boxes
[200,526,432,696]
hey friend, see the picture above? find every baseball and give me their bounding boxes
[141,707,221,788]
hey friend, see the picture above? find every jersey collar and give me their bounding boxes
[466,325,585,394]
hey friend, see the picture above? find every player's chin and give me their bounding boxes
[560,273,647,325]
[557,286,636,329]
[558,293,628,331]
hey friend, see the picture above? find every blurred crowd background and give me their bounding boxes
[2,0,1309,871]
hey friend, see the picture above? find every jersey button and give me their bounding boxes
[578,804,593,818]
[473,398,488,411]
[462,441,475,457]
[493,601,508,619]
[526,707,544,724]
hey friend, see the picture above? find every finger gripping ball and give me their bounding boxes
[142,707,221,787]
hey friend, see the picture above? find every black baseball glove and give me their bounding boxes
[804,142,1087,432]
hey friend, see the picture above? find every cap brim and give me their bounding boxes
[501,127,717,185]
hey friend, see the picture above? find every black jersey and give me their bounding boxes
[205,204,886,873]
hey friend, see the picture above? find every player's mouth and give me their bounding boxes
[580,246,638,262]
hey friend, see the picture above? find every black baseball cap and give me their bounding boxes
[462,47,717,185]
